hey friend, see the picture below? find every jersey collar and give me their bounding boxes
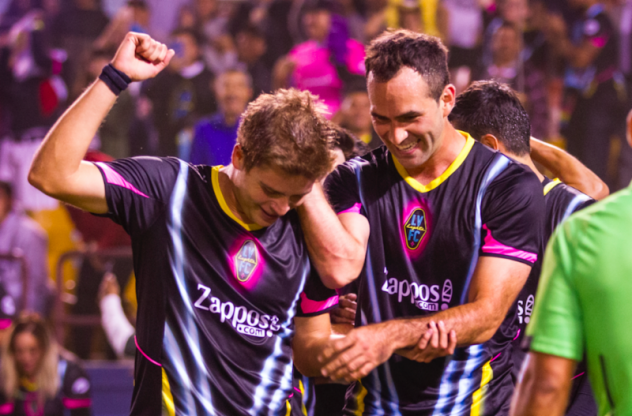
[211,166,263,231]
[543,178,562,196]
[392,131,475,193]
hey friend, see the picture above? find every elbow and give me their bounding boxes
[591,181,610,201]
[319,269,360,290]
[28,167,56,197]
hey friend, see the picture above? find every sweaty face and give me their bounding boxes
[234,164,315,227]
[368,67,451,172]
[14,332,43,378]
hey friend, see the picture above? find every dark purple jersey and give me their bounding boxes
[325,133,544,416]
[94,157,337,416]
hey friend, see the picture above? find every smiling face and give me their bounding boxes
[368,66,455,171]
[232,147,315,227]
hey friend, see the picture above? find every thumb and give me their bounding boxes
[155,48,176,72]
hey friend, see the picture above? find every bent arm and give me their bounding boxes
[28,79,116,214]
[379,256,530,350]
[298,183,370,289]
[293,314,338,377]
[530,137,608,200]
[509,352,576,416]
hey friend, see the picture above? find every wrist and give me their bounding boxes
[99,63,132,96]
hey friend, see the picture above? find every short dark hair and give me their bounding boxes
[449,80,531,156]
[365,29,450,101]
[171,27,204,47]
[330,125,368,160]
[0,181,12,200]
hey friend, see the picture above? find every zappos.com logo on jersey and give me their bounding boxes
[517,294,535,324]
[382,276,453,311]
[194,284,281,339]
[404,208,427,250]
[235,240,258,282]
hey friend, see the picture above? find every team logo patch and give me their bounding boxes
[404,208,427,250]
[234,240,259,282]
[71,377,90,395]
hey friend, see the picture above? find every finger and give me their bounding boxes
[329,352,367,381]
[347,293,357,301]
[318,336,354,363]
[161,49,176,69]
[339,298,357,309]
[448,330,457,355]
[146,43,163,63]
[417,327,433,350]
[429,322,439,349]
[330,314,354,325]
[154,43,168,64]
[135,34,153,54]
[322,346,365,377]
[349,362,376,381]
[438,321,448,350]
[336,308,356,322]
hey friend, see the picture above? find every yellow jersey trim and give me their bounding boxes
[470,360,494,416]
[354,382,368,416]
[543,178,562,196]
[162,368,175,416]
[298,379,308,416]
[392,131,475,193]
[211,166,263,231]
[286,400,292,416]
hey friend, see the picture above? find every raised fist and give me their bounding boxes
[111,32,174,82]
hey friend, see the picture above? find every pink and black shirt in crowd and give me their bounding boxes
[93,157,337,416]
[325,132,544,416]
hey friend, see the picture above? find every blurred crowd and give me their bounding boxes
[0,0,631,364]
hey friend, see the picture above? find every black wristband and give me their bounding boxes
[99,63,132,95]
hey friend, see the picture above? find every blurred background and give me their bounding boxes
[0,0,630,414]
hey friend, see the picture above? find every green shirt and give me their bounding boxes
[527,184,632,416]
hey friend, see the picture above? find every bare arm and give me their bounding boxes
[28,33,174,214]
[319,256,530,380]
[509,352,576,416]
[292,314,338,377]
[298,183,370,289]
[530,137,609,200]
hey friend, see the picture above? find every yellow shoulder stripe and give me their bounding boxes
[211,166,262,231]
[393,131,475,193]
[470,360,494,416]
[162,368,175,416]
[543,178,562,196]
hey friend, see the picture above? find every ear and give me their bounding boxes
[232,144,244,170]
[480,134,501,151]
[440,84,457,117]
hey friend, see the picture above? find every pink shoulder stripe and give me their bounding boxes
[135,336,162,367]
[300,293,339,314]
[63,398,92,409]
[95,162,149,198]
[339,203,362,215]
[481,224,537,264]
[0,403,14,414]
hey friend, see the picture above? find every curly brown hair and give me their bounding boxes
[237,89,334,180]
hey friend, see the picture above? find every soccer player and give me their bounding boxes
[296,29,545,415]
[509,108,632,416]
[449,80,603,414]
[28,32,339,415]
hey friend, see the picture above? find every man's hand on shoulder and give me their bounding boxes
[111,32,175,82]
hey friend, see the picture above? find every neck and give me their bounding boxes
[223,112,240,127]
[407,122,466,184]
[512,153,545,182]
[219,165,252,223]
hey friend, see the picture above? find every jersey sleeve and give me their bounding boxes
[525,223,584,361]
[295,268,338,318]
[93,156,181,236]
[62,360,93,416]
[324,160,364,216]
[479,165,545,266]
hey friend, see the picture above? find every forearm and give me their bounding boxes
[298,184,367,288]
[100,294,136,358]
[29,79,117,195]
[530,137,608,199]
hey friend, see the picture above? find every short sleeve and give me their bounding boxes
[324,160,363,215]
[525,224,584,361]
[479,165,544,266]
[93,156,181,236]
[295,268,338,318]
[62,360,92,415]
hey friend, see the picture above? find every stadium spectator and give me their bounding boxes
[0,315,92,415]
[479,22,549,139]
[546,0,627,183]
[235,25,271,98]
[482,0,529,66]
[0,283,17,346]
[189,69,252,166]
[98,273,135,359]
[92,0,151,53]
[335,0,367,42]
[0,181,52,315]
[142,27,216,157]
[274,0,365,116]
[333,91,381,150]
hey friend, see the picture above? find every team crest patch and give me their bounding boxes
[235,240,259,282]
[404,208,427,250]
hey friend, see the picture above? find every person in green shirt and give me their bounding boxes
[510,108,632,416]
